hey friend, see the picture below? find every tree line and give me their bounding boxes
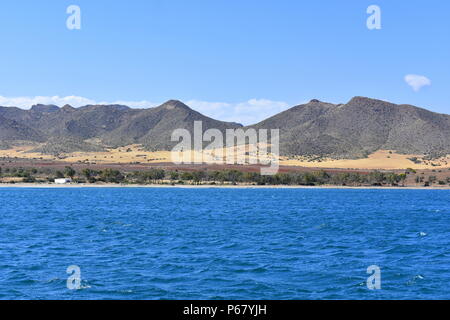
[2,165,450,187]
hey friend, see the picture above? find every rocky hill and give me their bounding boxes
[0,100,242,154]
[251,97,450,158]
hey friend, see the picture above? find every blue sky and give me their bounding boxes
[0,0,448,124]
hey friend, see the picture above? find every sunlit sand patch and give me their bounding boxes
[280,150,450,170]
[0,146,55,160]
[63,145,172,164]
[1,145,449,170]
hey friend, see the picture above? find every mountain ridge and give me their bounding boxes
[0,97,449,158]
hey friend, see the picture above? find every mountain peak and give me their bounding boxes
[160,100,191,111]
[348,96,392,105]
[61,104,75,111]
[309,99,322,104]
[30,104,59,113]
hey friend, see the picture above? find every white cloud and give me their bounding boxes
[0,95,293,125]
[186,99,291,125]
[98,100,159,109]
[0,95,96,109]
[0,95,160,109]
[404,74,431,92]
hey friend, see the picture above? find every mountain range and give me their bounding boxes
[0,97,449,159]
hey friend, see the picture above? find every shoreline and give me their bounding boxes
[1,183,449,190]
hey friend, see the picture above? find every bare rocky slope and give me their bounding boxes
[0,100,242,155]
[251,97,450,158]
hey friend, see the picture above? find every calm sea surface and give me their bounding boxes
[0,187,449,300]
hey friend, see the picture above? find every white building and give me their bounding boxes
[54,178,72,184]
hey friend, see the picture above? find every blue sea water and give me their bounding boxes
[0,187,449,300]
